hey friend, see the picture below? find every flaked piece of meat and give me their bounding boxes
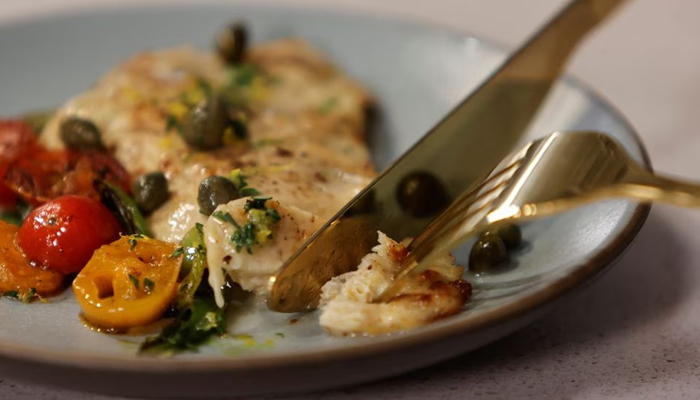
[319,232,472,336]
[204,197,324,307]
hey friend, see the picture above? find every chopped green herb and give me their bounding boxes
[212,211,239,227]
[2,291,19,299]
[231,222,257,254]
[274,332,285,338]
[243,197,271,212]
[230,64,261,87]
[144,278,155,294]
[0,200,33,226]
[195,77,213,96]
[3,289,40,304]
[195,223,204,234]
[165,115,181,132]
[229,169,260,197]
[319,98,338,114]
[21,288,37,304]
[265,208,281,223]
[170,247,184,259]
[139,279,238,356]
[128,274,140,290]
[128,237,138,250]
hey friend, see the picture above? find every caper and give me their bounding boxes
[495,223,522,250]
[215,22,248,65]
[197,175,239,216]
[469,233,508,272]
[181,95,230,150]
[132,172,170,214]
[59,117,106,151]
[396,171,449,218]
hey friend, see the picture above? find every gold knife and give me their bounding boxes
[267,0,629,312]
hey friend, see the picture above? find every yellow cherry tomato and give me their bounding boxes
[0,220,64,297]
[72,235,182,330]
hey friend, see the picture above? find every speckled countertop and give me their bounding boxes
[1,0,699,399]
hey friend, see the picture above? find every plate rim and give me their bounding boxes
[0,2,651,373]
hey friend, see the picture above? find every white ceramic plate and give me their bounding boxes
[0,4,649,398]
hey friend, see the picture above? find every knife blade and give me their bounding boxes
[267,0,629,312]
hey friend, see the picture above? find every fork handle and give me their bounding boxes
[624,170,700,207]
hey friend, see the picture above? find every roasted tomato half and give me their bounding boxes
[0,120,40,206]
[5,149,131,206]
[72,235,182,330]
[0,220,64,297]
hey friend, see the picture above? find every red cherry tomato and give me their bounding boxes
[17,195,121,274]
[0,120,40,206]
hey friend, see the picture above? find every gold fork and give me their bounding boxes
[378,130,700,300]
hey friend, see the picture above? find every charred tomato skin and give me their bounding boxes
[17,195,121,274]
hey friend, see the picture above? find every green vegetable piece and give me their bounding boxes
[139,278,239,355]
[94,180,151,236]
[132,172,170,214]
[59,117,106,152]
[174,226,207,311]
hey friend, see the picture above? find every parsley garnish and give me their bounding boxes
[2,291,18,300]
[265,208,281,223]
[128,233,144,250]
[195,223,204,234]
[244,197,271,212]
[170,247,184,259]
[275,332,285,338]
[319,98,338,114]
[231,222,257,254]
[128,274,140,290]
[229,169,261,197]
[144,278,155,294]
[230,64,261,87]
[212,211,238,226]
[165,115,182,132]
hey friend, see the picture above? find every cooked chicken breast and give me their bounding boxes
[39,40,373,243]
[204,197,324,307]
[319,232,472,335]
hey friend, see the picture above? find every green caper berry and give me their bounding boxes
[469,233,508,272]
[495,224,522,250]
[59,117,106,151]
[215,22,248,65]
[181,95,230,151]
[396,171,449,218]
[197,175,239,216]
[132,172,169,214]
